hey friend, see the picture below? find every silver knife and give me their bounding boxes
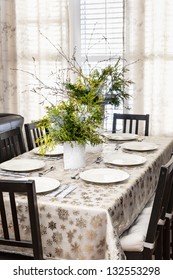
[56,185,77,198]
[0,171,30,177]
[46,185,69,197]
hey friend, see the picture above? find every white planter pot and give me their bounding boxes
[63,142,86,170]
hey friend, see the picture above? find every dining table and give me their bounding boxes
[0,135,173,260]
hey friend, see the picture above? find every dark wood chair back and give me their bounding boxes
[144,155,173,258]
[163,153,173,259]
[24,121,48,151]
[0,179,43,259]
[124,154,173,260]
[112,113,150,136]
[0,127,26,163]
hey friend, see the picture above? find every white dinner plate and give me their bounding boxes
[104,132,138,141]
[33,145,64,156]
[16,177,60,194]
[121,141,158,152]
[104,154,146,166]
[79,168,129,184]
[0,159,45,172]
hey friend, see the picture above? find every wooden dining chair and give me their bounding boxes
[24,121,49,151]
[0,127,26,163]
[120,154,173,260]
[163,170,173,260]
[112,113,150,136]
[0,179,43,259]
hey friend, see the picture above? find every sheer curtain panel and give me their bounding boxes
[0,0,69,122]
[125,0,173,136]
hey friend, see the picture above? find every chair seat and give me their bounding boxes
[120,207,152,252]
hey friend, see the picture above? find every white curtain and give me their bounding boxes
[125,0,173,136]
[1,0,173,135]
[0,0,69,123]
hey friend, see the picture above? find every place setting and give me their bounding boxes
[8,175,75,197]
[0,156,77,197]
[0,158,55,179]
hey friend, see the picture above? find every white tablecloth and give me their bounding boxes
[1,136,173,259]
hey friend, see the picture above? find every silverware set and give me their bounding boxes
[39,166,56,176]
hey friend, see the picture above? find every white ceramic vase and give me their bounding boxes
[63,141,86,170]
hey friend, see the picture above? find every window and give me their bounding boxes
[79,0,125,130]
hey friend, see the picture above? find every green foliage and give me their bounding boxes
[65,57,133,107]
[37,57,133,148]
[35,50,132,149]
[38,98,104,148]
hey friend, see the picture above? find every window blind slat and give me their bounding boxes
[80,0,124,56]
[80,0,124,130]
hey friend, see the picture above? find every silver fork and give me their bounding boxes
[115,144,121,150]
[94,156,103,164]
[39,166,55,176]
[71,172,79,179]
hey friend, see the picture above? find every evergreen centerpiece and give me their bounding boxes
[38,98,103,150]
[17,34,134,168]
[37,57,133,151]
[38,96,103,169]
